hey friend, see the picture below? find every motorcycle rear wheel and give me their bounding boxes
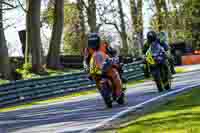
[116,92,125,105]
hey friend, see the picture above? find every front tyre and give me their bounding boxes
[155,79,164,92]
[164,73,172,90]
[162,62,172,91]
[151,66,164,92]
[99,80,113,108]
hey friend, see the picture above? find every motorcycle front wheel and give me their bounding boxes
[99,80,113,108]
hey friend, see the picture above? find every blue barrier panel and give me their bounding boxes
[0,61,144,108]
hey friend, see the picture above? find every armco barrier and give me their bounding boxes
[0,61,144,108]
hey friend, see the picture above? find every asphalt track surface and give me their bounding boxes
[0,70,200,133]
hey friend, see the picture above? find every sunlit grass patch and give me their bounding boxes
[175,67,187,73]
[0,79,9,85]
[118,88,200,133]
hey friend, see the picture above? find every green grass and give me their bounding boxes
[0,79,9,85]
[118,88,200,133]
[175,67,187,73]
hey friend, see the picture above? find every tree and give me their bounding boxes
[26,0,43,73]
[117,0,128,55]
[43,1,81,55]
[79,0,98,32]
[87,0,97,32]
[153,0,168,31]
[151,0,200,49]
[129,0,143,56]
[77,0,86,55]
[46,0,64,69]
[95,0,129,55]
[63,2,81,55]
[188,0,200,49]
[0,0,12,79]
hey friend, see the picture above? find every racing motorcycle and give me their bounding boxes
[98,74,125,108]
[145,43,172,92]
[89,57,126,108]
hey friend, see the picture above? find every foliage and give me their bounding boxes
[16,63,40,79]
[63,3,81,55]
[150,0,200,49]
[43,1,81,55]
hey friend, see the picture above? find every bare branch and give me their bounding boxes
[2,6,18,10]
[4,22,16,30]
[17,0,27,13]
[104,22,121,35]
[1,1,16,8]
[97,23,103,31]
[0,1,19,10]
[96,0,115,17]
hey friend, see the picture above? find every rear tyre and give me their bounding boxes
[164,76,172,90]
[104,97,112,108]
[165,83,171,90]
[112,92,117,101]
[155,79,164,92]
[116,92,125,105]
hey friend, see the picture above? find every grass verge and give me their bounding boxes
[0,79,9,84]
[175,67,187,73]
[118,88,200,133]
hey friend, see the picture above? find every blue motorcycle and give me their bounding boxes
[145,44,172,92]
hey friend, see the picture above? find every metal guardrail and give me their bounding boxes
[0,61,144,108]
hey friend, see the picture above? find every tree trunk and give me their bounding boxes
[0,0,12,79]
[26,0,43,73]
[77,0,86,55]
[46,0,64,69]
[87,0,97,32]
[137,0,143,45]
[130,0,143,56]
[25,1,30,65]
[117,0,128,55]
[154,0,168,31]
[130,0,138,31]
[191,0,200,49]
